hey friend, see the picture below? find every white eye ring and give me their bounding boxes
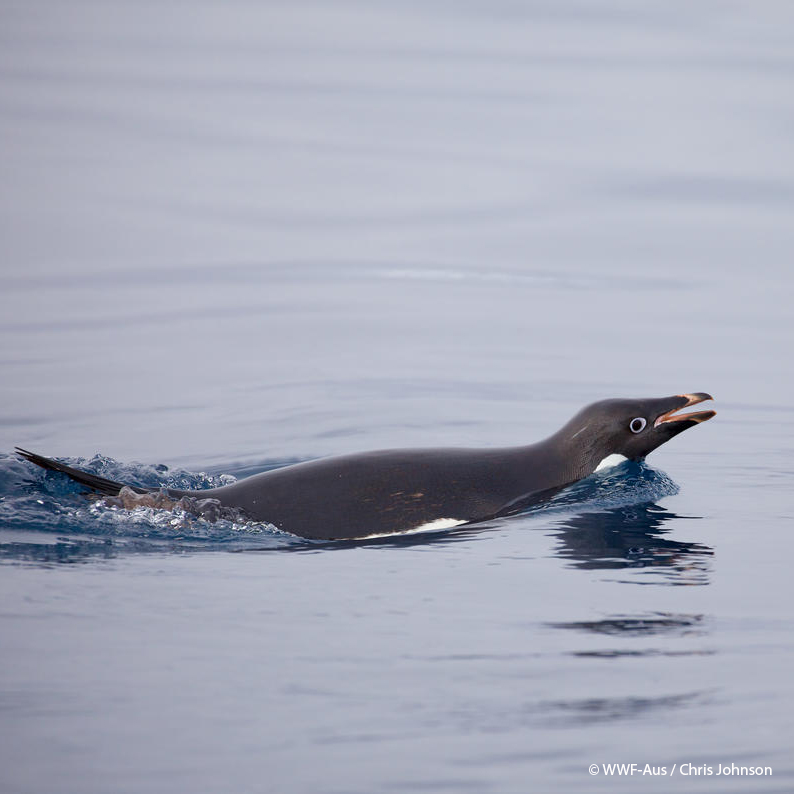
[629,417,647,434]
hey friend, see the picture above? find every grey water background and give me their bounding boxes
[1,1,793,792]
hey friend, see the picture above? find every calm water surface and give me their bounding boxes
[1,2,793,792]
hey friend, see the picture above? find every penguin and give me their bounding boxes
[16,392,715,540]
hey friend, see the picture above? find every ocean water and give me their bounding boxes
[1,1,793,792]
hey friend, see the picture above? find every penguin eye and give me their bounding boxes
[629,417,647,434]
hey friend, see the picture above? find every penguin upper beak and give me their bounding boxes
[654,393,716,427]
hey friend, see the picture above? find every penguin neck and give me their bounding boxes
[537,426,608,483]
[506,433,599,495]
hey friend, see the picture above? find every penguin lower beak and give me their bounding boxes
[654,393,716,427]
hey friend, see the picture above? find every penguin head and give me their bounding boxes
[560,393,715,472]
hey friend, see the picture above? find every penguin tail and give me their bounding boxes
[15,447,146,496]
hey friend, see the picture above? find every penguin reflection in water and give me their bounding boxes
[17,393,715,541]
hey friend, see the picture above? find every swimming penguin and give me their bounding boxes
[16,392,715,540]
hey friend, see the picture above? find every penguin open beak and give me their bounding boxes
[654,393,716,428]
